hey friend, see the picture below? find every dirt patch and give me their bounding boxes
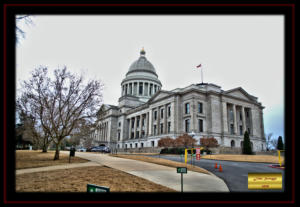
[16,166,176,192]
[110,154,211,175]
[16,150,89,169]
[201,154,284,163]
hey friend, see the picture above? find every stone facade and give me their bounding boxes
[88,49,266,152]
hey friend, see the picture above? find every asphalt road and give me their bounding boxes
[148,155,285,192]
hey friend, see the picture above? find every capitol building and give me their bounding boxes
[88,49,266,152]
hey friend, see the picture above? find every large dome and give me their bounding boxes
[126,49,158,77]
[120,48,162,103]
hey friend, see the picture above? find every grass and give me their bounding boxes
[16,166,176,192]
[201,154,284,163]
[110,154,212,175]
[16,150,89,169]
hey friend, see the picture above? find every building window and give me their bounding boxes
[141,143,144,148]
[154,111,157,120]
[168,105,171,117]
[240,112,242,121]
[131,132,134,139]
[168,122,171,133]
[136,131,139,138]
[246,110,249,118]
[229,109,234,121]
[198,119,203,132]
[137,117,140,127]
[248,128,251,134]
[230,124,234,135]
[118,132,120,141]
[150,84,153,95]
[135,143,138,148]
[151,141,155,147]
[160,123,163,134]
[125,85,128,95]
[185,103,190,114]
[142,130,145,137]
[185,119,190,133]
[139,83,143,95]
[119,122,121,127]
[154,125,157,135]
[131,119,134,129]
[130,144,132,148]
[231,140,235,148]
[154,85,157,92]
[125,144,127,149]
[240,125,243,135]
[198,102,203,113]
[161,108,164,119]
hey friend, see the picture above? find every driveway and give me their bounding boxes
[147,155,285,192]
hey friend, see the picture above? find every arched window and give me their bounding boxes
[231,140,235,148]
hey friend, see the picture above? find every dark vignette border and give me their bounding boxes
[2,2,295,205]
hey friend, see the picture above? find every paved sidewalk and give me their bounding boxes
[61,151,229,192]
[16,161,101,175]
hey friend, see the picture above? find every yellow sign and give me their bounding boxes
[248,173,282,190]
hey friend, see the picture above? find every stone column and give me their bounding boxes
[222,102,228,133]
[145,112,149,136]
[148,82,151,96]
[233,104,237,134]
[129,118,132,139]
[157,107,160,135]
[242,106,246,134]
[149,109,153,136]
[164,104,168,134]
[138,115,142,138]
[134,117,137,139]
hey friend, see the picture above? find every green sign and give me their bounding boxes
[87,184,110,193]
[177,167,187,174]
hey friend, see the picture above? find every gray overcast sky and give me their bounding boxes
[16,15,284,141]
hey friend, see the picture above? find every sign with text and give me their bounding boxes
[248,173,282,190]
[177,167,187,174]
[87,184,110,193]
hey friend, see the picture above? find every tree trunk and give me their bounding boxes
[54,143,60,160]
[42,137,48,152]
[42,144,48,152]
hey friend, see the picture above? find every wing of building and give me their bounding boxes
[84,49,266,153]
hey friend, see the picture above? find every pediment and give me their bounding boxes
[224,87,255,101]
[148,90,174,103]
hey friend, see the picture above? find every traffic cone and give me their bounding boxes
[219,164,223,172]
[215,163,218,169]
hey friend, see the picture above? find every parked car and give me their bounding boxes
[77,147,86,152]
[91,146,105,152]
[103,146,111,153]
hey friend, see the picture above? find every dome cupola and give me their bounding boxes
[120,48,162,103]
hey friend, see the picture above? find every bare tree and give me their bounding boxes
[174,134,197,148]
[16,96,52,151]
[16,66,103,160]
[16,15,34,43]
[265,133,273,151]
[158,137,175,148]
[200,137,219,151]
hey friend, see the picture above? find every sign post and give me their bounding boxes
[177,167,187,192]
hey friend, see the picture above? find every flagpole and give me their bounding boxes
[201,65,203,84]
